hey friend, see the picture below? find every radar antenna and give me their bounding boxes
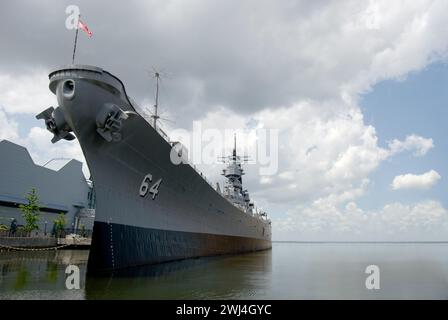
[218,133,253,212]
[146,68,176,130]
[218,133,250,164]
[152,70,161,130]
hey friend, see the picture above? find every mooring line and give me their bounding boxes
[0,243,73,251]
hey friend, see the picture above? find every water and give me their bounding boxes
[1,242,448,299]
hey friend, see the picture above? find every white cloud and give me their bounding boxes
[180,102,434,205]
[2,1,448,116]
[340,0,448,99]
[274,200,448,241]
[0,1,447,240]
[0,107,19,141]
[25,127,88,177]
[391,170,441,190]
[0,107,88,177]
[184,97,441,240]
[0,69,88,176]
[0,70,54,114]
[388,134,434,157]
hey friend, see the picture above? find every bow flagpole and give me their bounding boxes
[72,14,80,64]
[71,14,92,65]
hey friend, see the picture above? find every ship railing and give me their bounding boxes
[137,107,171,144]
[157,126,170,143]
[144,114,217,190]
[191,164,217,190]
[140,114,220,192]
[251,207,270,222]
[0,229,32,238]
[133,105,231,196]
[0,228,93,238]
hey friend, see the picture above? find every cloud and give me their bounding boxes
[391,170,441,190]
[0,1,447,240]
[388,134,434,157]
[0,108,88,177]
[0,70,54,114]
[1,0,448,119]
[0,107,19,141]
[182,102,434,206]
[274,200,448,241]
[24,127,89,177]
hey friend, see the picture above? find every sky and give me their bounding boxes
[0,0,447,241]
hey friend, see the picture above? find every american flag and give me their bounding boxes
[78,19,92,38]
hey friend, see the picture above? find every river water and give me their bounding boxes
[1,242,448,299]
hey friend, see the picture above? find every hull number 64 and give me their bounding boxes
[139,173,162,199]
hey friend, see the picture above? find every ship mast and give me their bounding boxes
[220,134,253,212]
[233,133,237,159]
[151,72,161,130]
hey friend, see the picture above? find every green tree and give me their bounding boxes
[53,213,66,238]
[19,188,40,235]
[80,224,86,237]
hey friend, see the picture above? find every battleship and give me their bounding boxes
[36,65,271,273]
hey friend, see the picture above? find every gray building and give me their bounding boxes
[0,140,95,235]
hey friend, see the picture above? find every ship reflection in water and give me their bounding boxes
[0,247,272,300]
[85,249,272,299]
[2,242,448,299]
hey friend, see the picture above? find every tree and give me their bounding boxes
[53,213,66,238]
[19,188,40,235]
[79,224,86,237]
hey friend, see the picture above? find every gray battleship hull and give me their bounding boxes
[44,65,271,273]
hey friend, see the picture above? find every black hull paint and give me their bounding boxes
[87,221,272,273]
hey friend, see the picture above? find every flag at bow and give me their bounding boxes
[78,19,92,38]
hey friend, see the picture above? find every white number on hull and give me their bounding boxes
[139,174,163,199]
[149,178,162,200]
[139,174,152,196]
